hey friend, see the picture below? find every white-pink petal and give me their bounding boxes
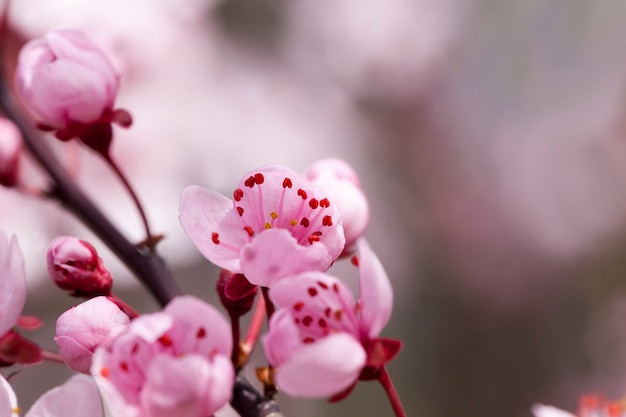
[357,239,393,338]
[275,333,366,398]
[262,309,304,367]
[0,235,26,336]
[179,186,245,272]
[0,376,18,417]
[530,404,575,417]
[240,229,333,287]
[25,375,104,417]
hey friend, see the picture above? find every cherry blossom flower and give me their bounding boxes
[0,118,22,188]
[55,296,130,373]
[0,376,19,417]
[262,239,401,398]
[46,236,113,297]
[91,295,234,417]
[179,165,346,287]
[0,235,26,338]
[305,158,369,253]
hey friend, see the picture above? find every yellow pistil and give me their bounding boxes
[270,211,278,220]
[264,223,272,229]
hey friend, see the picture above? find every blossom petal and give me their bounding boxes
[240,229,333,287]
[164,296,232,358]
[25,374,104,417]
[0,236,26,336]
[0,376,18,417]
[275,333,366,398]
[262,309,303,367]
[357,239,393,338]
[179,186,246,272]
[141,354,232,417]
[530,404,575,417]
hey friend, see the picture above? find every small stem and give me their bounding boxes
[240,296,265,361]
[230,314,241,366]
[378,367,406,417]
[40,349,65,364]
[102,154,154,247]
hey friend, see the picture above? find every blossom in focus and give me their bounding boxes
[15,29,120,130]
[0,118,22,188]
[532,394,626,417]
[92,296,234,417]
[55,296,130,373]
[305,158,369,252]
[179,165,346,287]
[46,236,113,297]
[262,239,400,398]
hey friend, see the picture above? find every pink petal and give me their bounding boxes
[0,376,18,417]
[240,229,334,287]
[0,236,26,336]
[25,375,104,417]
[275,333,366,398]
[356,239,393,338]
[141,354,233,417]
[91,348,140,417]
[179,186,246,272]
[269,271,360,336]
[530,404,575,417]
[262,309,303,367]
[164,296,232,358]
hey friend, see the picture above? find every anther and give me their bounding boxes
[120,362,129,372]
[244,176,256,188]
[197,327,206,338]
[351,255,359,266]
[322,215,333,226]
[318,318,327,328]
[297,189,308,199]
[212,233,220,244]
[290,219,298,226]
[264,223,272,229]
[302,316,313,326]
[233,188,244,201]
[254,173,265,184]
[303,337,315,344]
[320,198,330,208]
[100,367,110,378]
[317,281,329,289]
[300,217,310,227]
[283,177,293,188]
[308,287,318,297]
[237,207,244,216]
[270,211,278,220]
[308,234,320,244]
[293,301,305,311]
[158,334,173,347]
[244,226,254,237]
[309,198,319,209]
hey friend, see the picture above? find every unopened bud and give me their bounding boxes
[0,118,22,187]
[55,296,129,373]
[305,158,370,252]
[46,236,113,297]
[216,270,258,317]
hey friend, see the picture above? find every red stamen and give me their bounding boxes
[293,301,305,311]
[317,281,329,289]
[244,226,254,237]
[322,215,333,226]
[283,177,293,188]
[233,188,244,201]
[212,233,220,244]
[297,189,308,199]
[254,173,265,184]
[302,316,313,326]
[308,287,318,297]
[309,199,319,209]
[197,327,206,338]
[244,176,256,188]
[237,206,244,216]
[300,217,310,227]
[320,198,330,208]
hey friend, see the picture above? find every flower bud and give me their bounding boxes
[55,296,129,373]
[0,118,22,188]
[46,236,113,297]
[305,158,370,252]
[15,29,120,130]
[216,270,258,317]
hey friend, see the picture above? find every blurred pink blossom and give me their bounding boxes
[15,29,119,130]
[0,118,22,188]
[55,296,130,373]
[179,165,346,287]
[24,374,104,417]
[92,296,234,417]
[0,234,26,337]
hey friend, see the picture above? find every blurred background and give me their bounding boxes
[4,0,626,416]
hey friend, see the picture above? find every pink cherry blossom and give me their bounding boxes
[0,118,22,188]
[262,239,400,398]
[91,295,234,417]
[55,296,130,373]
[531,405,575,417]
[15,29,120,130]
[179,165,346,287]
[305,158,369,253]
[46,236,113,297]
[532,394,626,417]
[0,235,26,337]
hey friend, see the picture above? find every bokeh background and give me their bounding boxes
[4,0,626,416]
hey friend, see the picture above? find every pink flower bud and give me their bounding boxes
[305,158,370,252]
[55,296,130,374]
[15,29,120,130]
[216,270,258,317]
[0,118,21,188]
[46,236,113,297]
